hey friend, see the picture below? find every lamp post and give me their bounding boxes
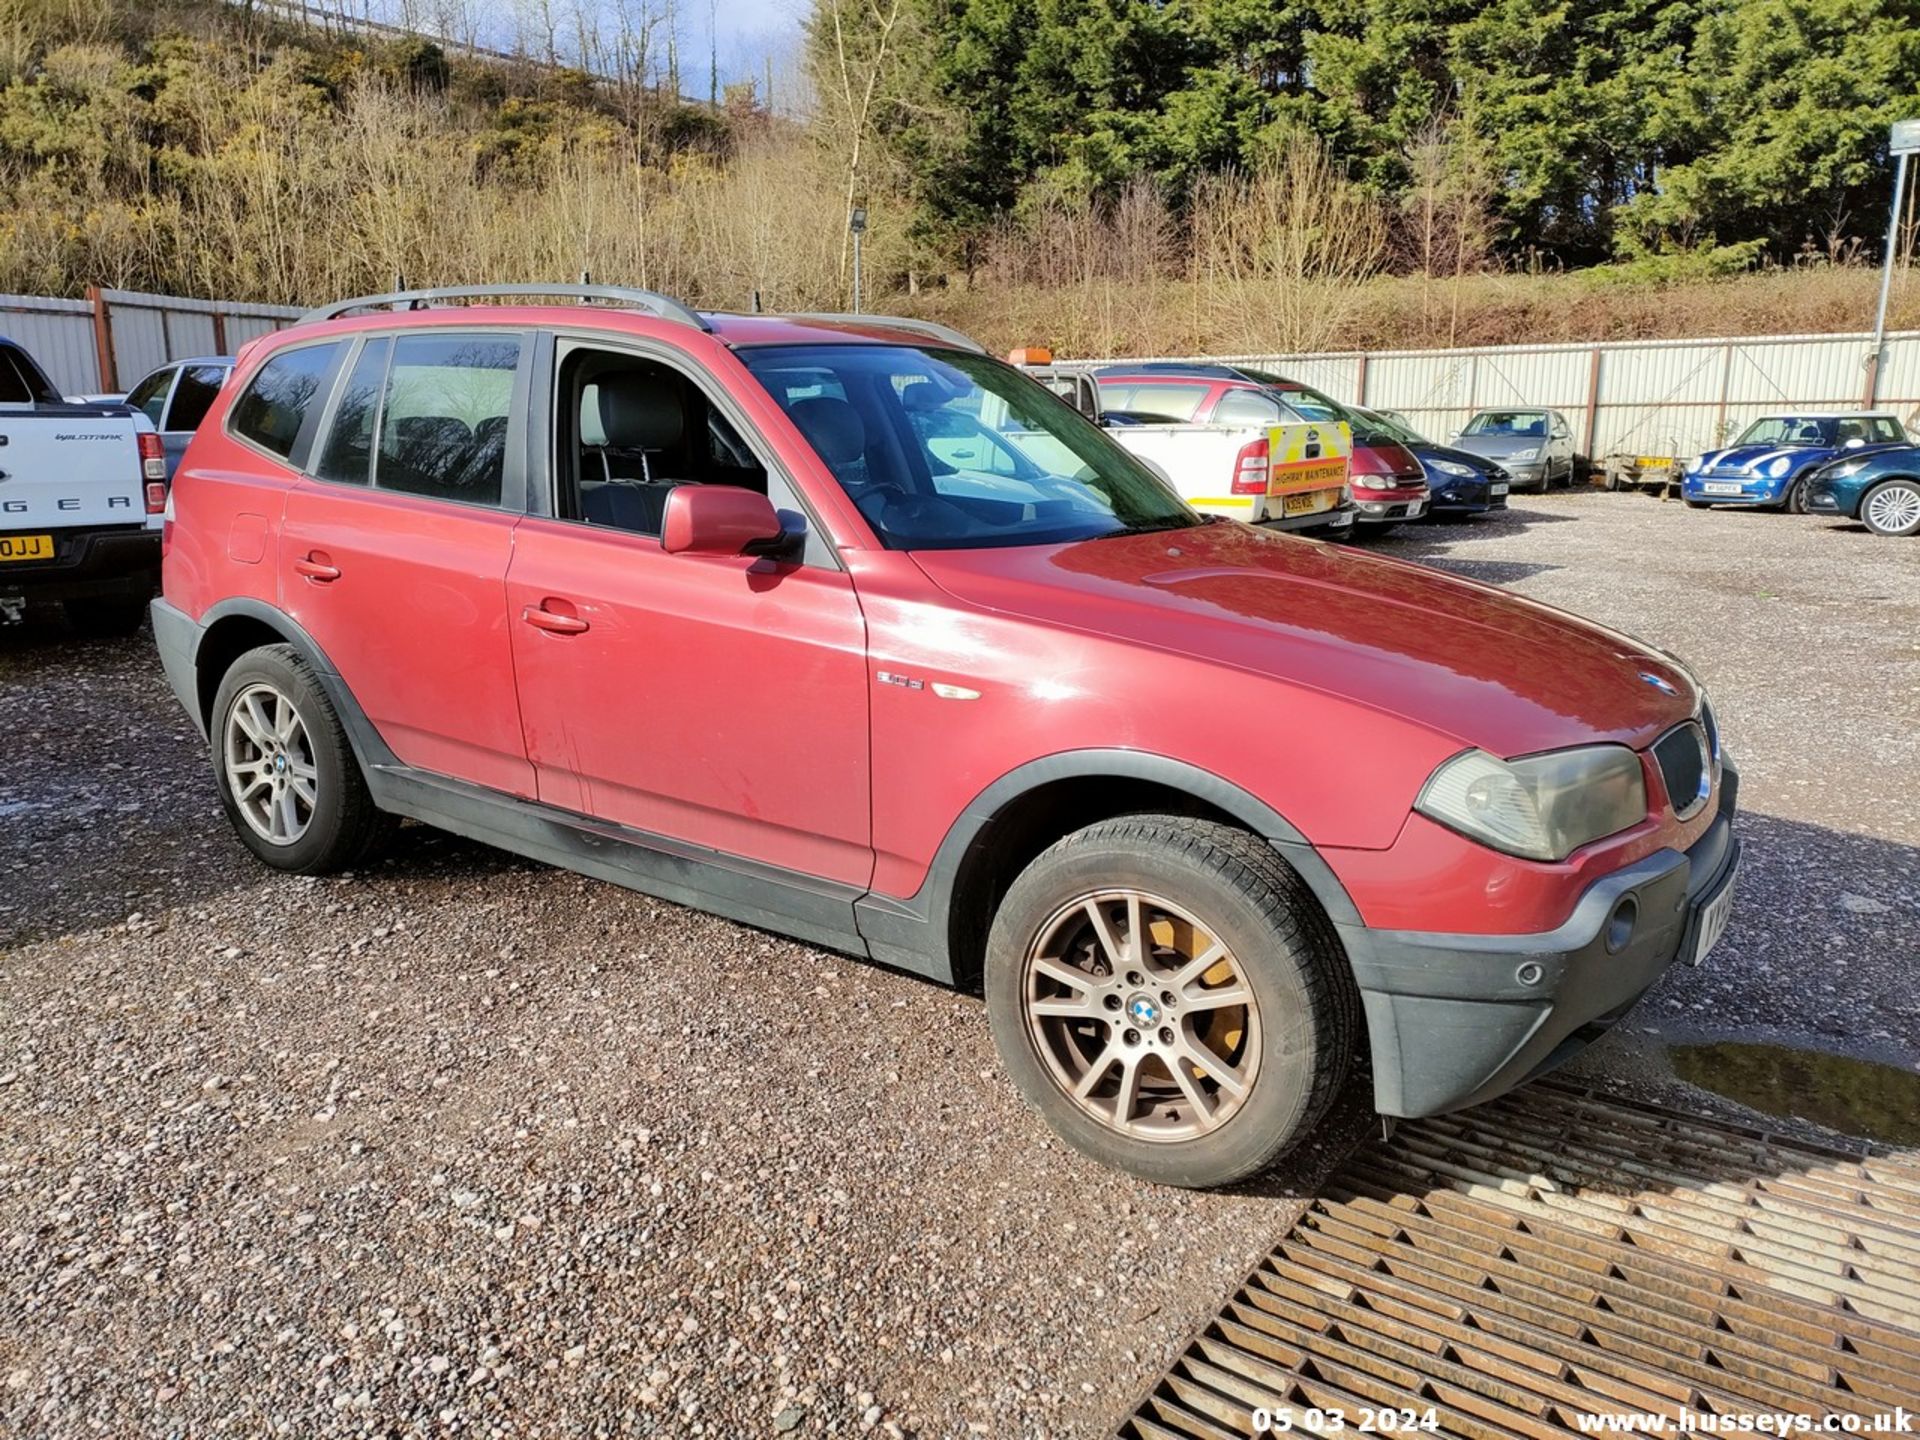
[850,205,869,314]
[1869,119,1920,404]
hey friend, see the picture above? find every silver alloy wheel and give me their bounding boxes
[222,681,318,846]
[1865,483,1920,535]
[1022,889,1262,1142]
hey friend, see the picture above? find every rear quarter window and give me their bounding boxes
[230,344,342,460]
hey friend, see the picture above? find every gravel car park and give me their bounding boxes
[3,493,1917,1438]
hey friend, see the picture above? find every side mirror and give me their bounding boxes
[662,485,787,558]
[1843,437,1866,449]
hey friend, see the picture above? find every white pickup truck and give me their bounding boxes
[1,336,167,635]
[1018,362,1357,534]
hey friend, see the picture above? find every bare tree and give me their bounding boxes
[810,0,906,297]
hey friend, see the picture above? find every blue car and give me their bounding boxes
[1682,412,1908,512]
[1805,444,1920,536]
[1358,406,1511,516]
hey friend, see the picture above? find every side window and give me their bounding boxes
[372,333,519,506]
[315,339,391,486]
[165,365,226,432]
[231,345,342,460]
[1212,389,1284,427]
[126,367,174,425]
[1123,384,1206,422]
[1872,417,1904,443]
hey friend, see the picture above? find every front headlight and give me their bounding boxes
[1433,460,1476,477]
[1683,454,1703,473]
[1415,746,1648,862]
[1353,474,1387,490]
[1766,457,1792,478]
[1511,448,1539,462]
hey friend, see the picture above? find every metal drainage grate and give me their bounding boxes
[1120,1079,1920,1439]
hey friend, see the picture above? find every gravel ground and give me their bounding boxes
[2,491,1916,1438]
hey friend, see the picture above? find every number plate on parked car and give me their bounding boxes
[1490,483,1508,495]
[1281,490,1333,517]
[1702,482,1743,495]
[0,534,53,562]
[1687,864,1738,967]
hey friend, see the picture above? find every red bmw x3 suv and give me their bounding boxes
[152,285,1740,1187]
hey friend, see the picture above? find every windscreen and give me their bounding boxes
[1734,417,1835,447]
[1463,411,1548,437]
[740,345,1202,551]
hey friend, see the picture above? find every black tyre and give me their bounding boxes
[985,816,1357,1188]
[209,644,394,874]
[1861,480,1920,537]
[1779,479,1808,515]
[63,595,147,638]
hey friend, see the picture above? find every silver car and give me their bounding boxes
[122,357,235,480]
[1451,408,1577,491]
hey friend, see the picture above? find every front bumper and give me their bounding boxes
[0,526,160,603]
[1353,489,1428,523]
[1683,475,1785,505]
[1337,769,1740,1118]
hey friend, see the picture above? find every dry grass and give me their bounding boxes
[904,266,1920,360]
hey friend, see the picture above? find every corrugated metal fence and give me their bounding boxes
[0,289,303,397]
[1113,330,1920,460]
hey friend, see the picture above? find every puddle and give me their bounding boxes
[1668,1042,1920,1147]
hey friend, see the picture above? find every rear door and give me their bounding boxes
[277,329,535,797]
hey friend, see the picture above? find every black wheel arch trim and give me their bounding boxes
[853,749,1365,986]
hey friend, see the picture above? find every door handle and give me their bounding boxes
[522,603,589,635]
[293,553,340,583]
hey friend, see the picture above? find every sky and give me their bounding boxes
[686,0,807,95]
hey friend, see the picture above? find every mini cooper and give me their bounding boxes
[152,285,1741,1188]
[1682,412,1908,512]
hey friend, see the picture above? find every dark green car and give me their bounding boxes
[1806,445,1920,536]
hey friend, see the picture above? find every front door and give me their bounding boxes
[504,341,871,889]
[277,330,535,797]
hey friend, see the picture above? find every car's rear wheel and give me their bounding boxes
[1861,480,1920,537]
[210,644,394,873]
[62,595,147,638]
[985,816,1356,1188]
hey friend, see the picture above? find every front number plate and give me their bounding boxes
[1702,482,1743,496]
[1490,483,1509,495]
[0,533,54,563]
[1687,864,1739,967]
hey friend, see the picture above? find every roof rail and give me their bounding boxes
[787,313,987,354]
[300,284,711,332]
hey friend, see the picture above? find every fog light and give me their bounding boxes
[1605,896,1638,954]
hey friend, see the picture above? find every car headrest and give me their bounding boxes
[597,372,684,450]
[789,397,866,467]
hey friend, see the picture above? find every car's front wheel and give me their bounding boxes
[985,816,1356,1188]
[1779,478,1808,514]
[1861,480,1920,537]
[210,644,394,873]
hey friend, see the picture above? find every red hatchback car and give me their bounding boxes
[152,285,1740,1187]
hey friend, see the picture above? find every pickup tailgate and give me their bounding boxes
[1109,419,1351,523]
[0,408,149,545]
